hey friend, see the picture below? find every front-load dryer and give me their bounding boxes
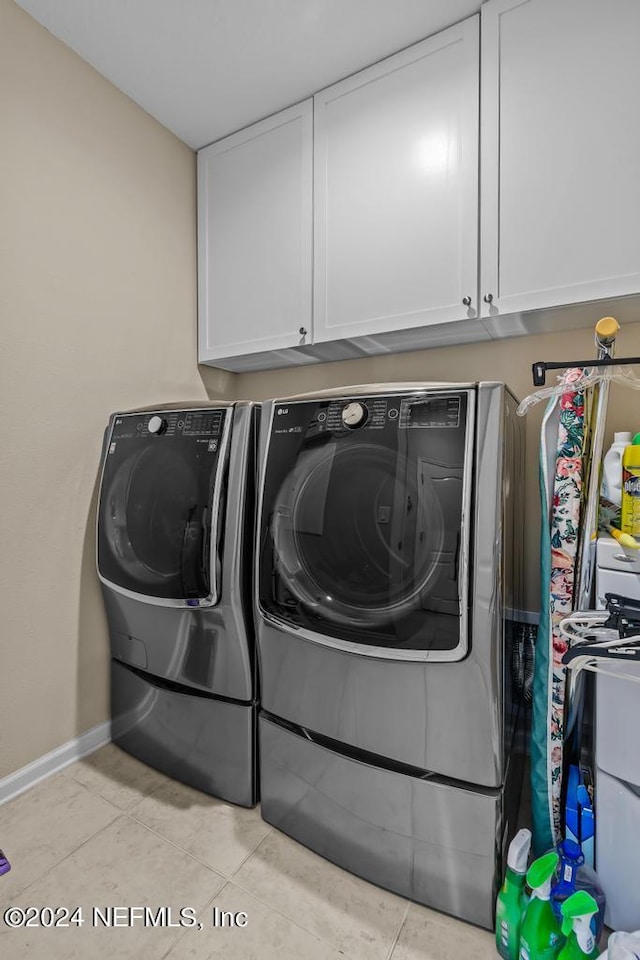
[255,383,524,925]
[97,402,257,806]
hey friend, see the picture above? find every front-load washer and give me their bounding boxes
[97,402,258,806]
[255,382,524,926]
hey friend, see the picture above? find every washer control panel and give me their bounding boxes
[110,409,226,440]
[271,393,467,439]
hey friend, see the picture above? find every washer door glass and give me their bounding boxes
[98,439,221,601]
[259,394,470,653]
[274,442,443,628]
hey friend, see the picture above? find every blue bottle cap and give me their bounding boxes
[559,839,583,861]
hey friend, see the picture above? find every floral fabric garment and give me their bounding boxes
[531,371,586,853]
[548,385,585,838]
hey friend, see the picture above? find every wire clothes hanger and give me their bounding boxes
[560,594,640,746]
[516,364,640,418]
[560,608,640,685]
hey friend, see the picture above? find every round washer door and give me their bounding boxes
[271,441,444,628]
[99,445,210,601]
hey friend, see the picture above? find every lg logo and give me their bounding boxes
[277,408,289,416]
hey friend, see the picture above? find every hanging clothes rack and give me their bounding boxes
[532,354,640,386]
[524,315,640,853]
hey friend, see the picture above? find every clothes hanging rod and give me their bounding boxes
[532,355,640,386]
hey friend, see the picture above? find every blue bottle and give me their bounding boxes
[550,840,606,940]
[0,850,10,876]
[551,839,584,923]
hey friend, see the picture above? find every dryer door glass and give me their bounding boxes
[258,392,472,654]
[98,410,228,602]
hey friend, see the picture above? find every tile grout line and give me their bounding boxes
[218,872,367,959]
[385,900,411,960]
[226,822,274,878]
[68,766,277,887]
[64,771,231,884]
[1,809,124,905]
[158,880,232,960]
[68,766,172,807]
[229,842,409,960]
[227,827,273,881]
[122,808,231,882]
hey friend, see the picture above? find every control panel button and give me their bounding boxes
[342,402,368,429]
[148,415,167,435]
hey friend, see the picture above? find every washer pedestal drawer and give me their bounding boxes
[111,659,256,807]
[259,713,520,928]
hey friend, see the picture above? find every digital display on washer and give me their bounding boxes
[182,410,224,437]
[399,396,461,429]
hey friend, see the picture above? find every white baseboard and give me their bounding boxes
[0,721,111,806]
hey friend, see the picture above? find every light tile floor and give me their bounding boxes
[0,745,498,959]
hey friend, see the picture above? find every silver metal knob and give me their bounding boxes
[483,293,494,304]
[299,327,307,337]
[342,401,368,429]
[462,296,472,307]
[147,415,166,435]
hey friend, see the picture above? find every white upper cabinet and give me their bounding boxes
[480,0,640,321]
[313,17,480,344]
[198,101,313,363]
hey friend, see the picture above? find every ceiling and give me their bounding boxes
[15,0,481,149]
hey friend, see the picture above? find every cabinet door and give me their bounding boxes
[481,0,640,320]
[198,101,312,362]
[313,17,479,344]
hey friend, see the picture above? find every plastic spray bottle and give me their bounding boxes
[550,839,584,922]
[519,852,563,960]
[496,828,532,959]
[557,891,599,960]
[548,838,606,939]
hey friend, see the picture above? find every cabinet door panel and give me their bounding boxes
[481,0,640,318]
[314,17,479,343]
[198,101,312,361]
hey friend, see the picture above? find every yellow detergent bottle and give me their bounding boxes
[620,433,640,537]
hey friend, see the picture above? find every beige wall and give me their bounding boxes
[236,320,640,613]
[0,0,235,779]
[3,0,639,783]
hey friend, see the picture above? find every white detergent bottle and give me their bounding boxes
[602,432,633,506]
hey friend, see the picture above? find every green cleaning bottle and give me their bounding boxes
[519,852,563,960]
[496,829,532,959]
[557,892,600,960]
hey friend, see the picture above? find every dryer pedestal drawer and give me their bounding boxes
[111,660,256,807]
[259,714,519,928]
